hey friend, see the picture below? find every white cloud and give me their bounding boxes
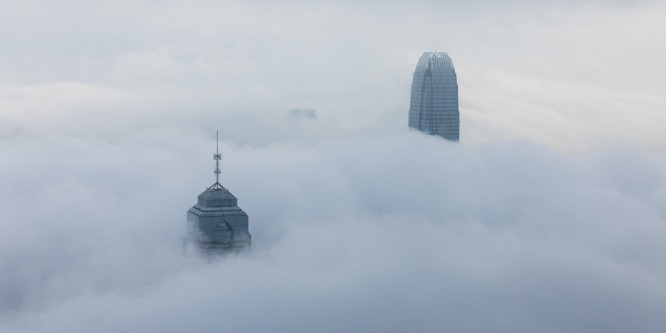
[109,48,184,82]
[1,130,666,332]
[1,1,666,332]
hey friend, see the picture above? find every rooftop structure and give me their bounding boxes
[186,132,251,254]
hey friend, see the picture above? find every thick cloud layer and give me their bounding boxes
[2,130,666,332]
[2,0,666,332]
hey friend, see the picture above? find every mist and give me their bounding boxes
[2,0,666,332]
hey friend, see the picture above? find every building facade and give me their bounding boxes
[187,133,251,253]
[408,52,459,141]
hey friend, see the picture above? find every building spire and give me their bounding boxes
[212,130,223,190]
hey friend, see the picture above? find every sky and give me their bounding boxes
[1,0,666,332]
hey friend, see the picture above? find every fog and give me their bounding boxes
[2,1,666,332]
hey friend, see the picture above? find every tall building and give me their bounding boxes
[186,132,251,253]
[408,52,459,141]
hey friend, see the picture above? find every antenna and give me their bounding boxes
[212,131,222,189]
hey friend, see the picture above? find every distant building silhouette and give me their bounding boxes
[187,132,251,253]
[408,52,459,141]
[290,108,317,119]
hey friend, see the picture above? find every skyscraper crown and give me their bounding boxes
[408,51,459,141]
[416,52,454,70]
[186,130,251,253]
[197,186,238,207]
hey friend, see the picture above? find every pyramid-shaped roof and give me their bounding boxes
[197,182,238,207]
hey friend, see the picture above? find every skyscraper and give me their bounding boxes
[186,132,251,253]
[408,52,459,141]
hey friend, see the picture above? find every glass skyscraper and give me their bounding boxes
[186,132,251,254]
[408,52,459,141]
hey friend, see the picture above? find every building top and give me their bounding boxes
[408,51,460,141]
[186,130,251,252]
[197,185,238,207]
[415,52,454,70]
[195,131,239,207]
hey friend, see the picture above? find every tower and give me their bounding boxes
[408,52,459,141]
[186,132,251,253]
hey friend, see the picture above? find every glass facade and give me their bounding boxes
[187,184,252,253]
[408,52,459,141]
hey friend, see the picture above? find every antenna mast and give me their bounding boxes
[212,131,222,189]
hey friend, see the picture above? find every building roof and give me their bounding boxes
[416,52,454,70]
[197,183,238,207]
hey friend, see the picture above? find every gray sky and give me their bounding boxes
[2,1,666,332]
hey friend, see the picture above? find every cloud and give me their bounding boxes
[2,0,666,150]
[1,129,666,332]
[1,0,666,332]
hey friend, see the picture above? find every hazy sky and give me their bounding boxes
[2,1,666,332]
